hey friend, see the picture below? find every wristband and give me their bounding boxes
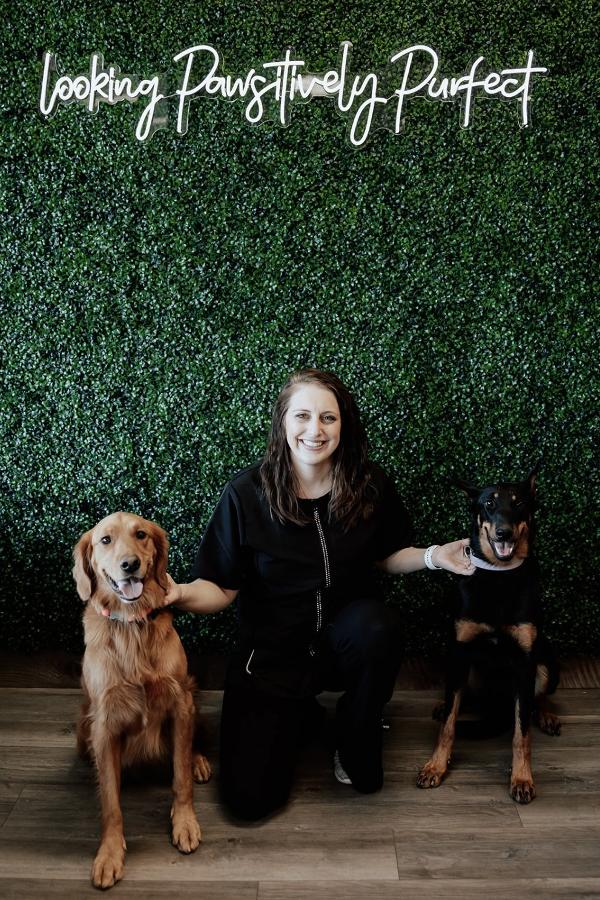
[424,545,442,570]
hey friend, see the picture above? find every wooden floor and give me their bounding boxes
[1,670,600,898]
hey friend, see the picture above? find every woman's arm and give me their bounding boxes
[377,539,475,576]
[164,574,238,613]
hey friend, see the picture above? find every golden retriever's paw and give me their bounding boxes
[171,812,202,853]
[416,760,447,789]
[91,840,125,889]
[510,777,536,804]
[192,752,212,783]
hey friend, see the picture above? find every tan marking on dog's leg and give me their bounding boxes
[417,690,461,789]
[503,623,537,652]
[533,666,561,735]
[510,700,536,804]
[170,689,202,853]
[535,664,548,696]
[90,727,126,889]
[455,619,494,642]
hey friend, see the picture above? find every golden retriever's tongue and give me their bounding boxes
[118,578,143,600]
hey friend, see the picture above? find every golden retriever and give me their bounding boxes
[73,511,211,889]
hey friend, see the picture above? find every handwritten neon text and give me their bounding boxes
[39,44,548,146]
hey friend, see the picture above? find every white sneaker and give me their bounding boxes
[334,750,352,785]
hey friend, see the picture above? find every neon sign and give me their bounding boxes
[39,43,548,147]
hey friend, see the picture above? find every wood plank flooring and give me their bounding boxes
[0,683,599,899]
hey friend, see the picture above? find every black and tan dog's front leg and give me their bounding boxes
[533,654,561,736]
[505,624,537,803]
[417,683,462,788]
[417,620,491,789]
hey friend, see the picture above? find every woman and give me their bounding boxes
[165,368,474,820]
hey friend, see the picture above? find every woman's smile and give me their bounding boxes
[285,385,341,472]
[300,439,327,449]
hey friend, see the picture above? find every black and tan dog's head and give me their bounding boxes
[454,465,539,566]
[73,512,169,615]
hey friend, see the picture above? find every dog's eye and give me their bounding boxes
[136,530,147,540]
[485,499,495,510]
[100,536,111,545]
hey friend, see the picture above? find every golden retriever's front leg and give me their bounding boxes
[76,699,92,762]
[91,725,126,889]
[170,690,202,853]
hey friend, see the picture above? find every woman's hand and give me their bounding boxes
[378,541,475,575]
[162,576,239,613]
[433,539,475,575]
[163,573,183,607]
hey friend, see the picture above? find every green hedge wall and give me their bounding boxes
[1,0,598,656]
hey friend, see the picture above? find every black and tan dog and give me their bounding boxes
[417,466,560,803]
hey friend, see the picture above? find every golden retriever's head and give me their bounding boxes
[73,512,169,615]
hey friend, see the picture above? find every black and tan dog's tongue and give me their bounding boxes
[495,542,515,559]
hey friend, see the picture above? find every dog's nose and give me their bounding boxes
[120,556,140,573]
[495,527,513,540]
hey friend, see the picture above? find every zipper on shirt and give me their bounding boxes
[313,506,331,588]
[309,593,322,656]
[311,506,331,648]
[315,590,323,632]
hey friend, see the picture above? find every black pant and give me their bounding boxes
[219,598,403,820]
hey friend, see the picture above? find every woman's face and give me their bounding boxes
[284,384,341,472]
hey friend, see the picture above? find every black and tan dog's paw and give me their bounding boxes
[431,701,445,722]
[510,777,536,804]
[416,760,447,788]
[534,710,561,736]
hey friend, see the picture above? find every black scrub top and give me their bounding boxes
[191,461,413,696]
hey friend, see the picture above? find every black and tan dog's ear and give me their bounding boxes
[452,479,482,505]
[149,521,169,591]
[73,529,96,602]
[526,461,541,496]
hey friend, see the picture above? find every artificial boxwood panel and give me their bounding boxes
[1,0,598,656]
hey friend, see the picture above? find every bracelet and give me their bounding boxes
[424,545,442,570]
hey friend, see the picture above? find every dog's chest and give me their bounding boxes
[458,567,537,627]
[100,623,167,682]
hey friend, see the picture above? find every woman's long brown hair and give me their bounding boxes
[260,369,376,529]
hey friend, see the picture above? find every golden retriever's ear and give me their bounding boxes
[72,529,96,602]
[149,522,169,591]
